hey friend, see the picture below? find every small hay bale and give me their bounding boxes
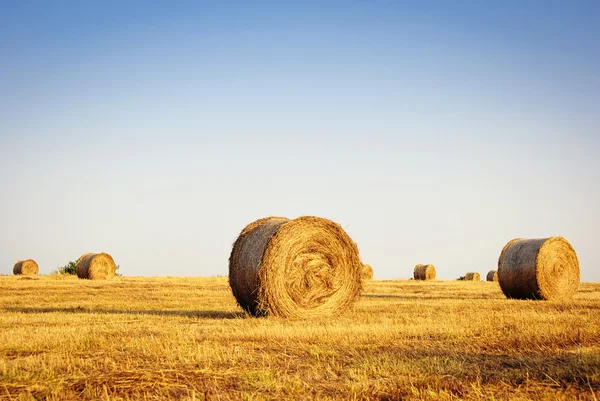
[414,264,436,280]
[486,270,498,282]
[497,237,579,300]
[464,272,480,281]
[76,253,116,280]
[361,264,374,281]
[228,216,363,318]
[13,259,39,275]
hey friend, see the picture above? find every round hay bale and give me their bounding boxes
[464,272,480,281]
[413,264,436,280]
[77,253,94,263]
[497,237,579,300]
[361,264,374,281]
[228,216,363,318]
[76,253,116,280]
[13,259,39,275]
[486,270,498,282]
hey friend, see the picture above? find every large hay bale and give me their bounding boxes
[361,264,374,281]
[76,253,116,280]
[228,216,363,318]
[464,272,480,281]
[414,264,436,280]
[497,237,579,300]
[13,259,39,275]
[486,270,498,282]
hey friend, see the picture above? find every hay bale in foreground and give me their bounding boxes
[486,270,498,282]
[497,237,579,300]
[361,264,374,281]
[414,264,436,280]
[76,253,116,280]
[464,272,480,281]
[13,259,39,275]
[229,216,363,318]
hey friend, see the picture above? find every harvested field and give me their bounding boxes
[0,275,599,400]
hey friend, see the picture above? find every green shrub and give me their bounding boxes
[52,261,77,275]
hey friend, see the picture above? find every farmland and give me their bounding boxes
[1,276,599,400]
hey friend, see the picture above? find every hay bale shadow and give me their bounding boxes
[3,306,245,319]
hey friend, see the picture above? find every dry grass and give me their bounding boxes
[0,275,599,400]
[361,264,374,281]
[12,260,38,276]
[498,237,580,300]
[229,216,362,318]
[413,264,436,280]
[464,272,481,281]
[76,253,116,280]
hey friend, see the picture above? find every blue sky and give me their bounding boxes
[1,1,599,281]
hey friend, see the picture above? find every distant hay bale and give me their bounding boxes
[362,264,374,281]
[497,237,579,300]
[414,264,436,280]
[228,216,363,318]
[13,259,39,275]
[486,270,498,282]
[464,272,480,281]
[76,253,116,280]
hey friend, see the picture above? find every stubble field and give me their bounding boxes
[0,275,599,400]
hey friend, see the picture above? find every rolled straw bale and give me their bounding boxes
[486,270,498,282]
[228,216,363,318]
[414,264,436,280]
[464,272,480,281]
[361,264,374,281]
[13,259,39,275]
[76,253,116,280]
[497,237,579,300]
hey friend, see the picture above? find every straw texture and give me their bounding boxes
[229,216,363,318]
[414,264,436,280]
[13,259,39,275]
[76,253,116,280]
[497,237,579,300]
[361,264,374,281]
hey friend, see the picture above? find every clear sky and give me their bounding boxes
[1,1,599,281]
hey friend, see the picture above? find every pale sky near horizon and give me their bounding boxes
[1,1,599,281]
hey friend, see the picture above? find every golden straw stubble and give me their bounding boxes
[414,264,436,280]
[229,216,363,318]
[13,259,39,275]
[76,253,117,280]
[497,237,580,300]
